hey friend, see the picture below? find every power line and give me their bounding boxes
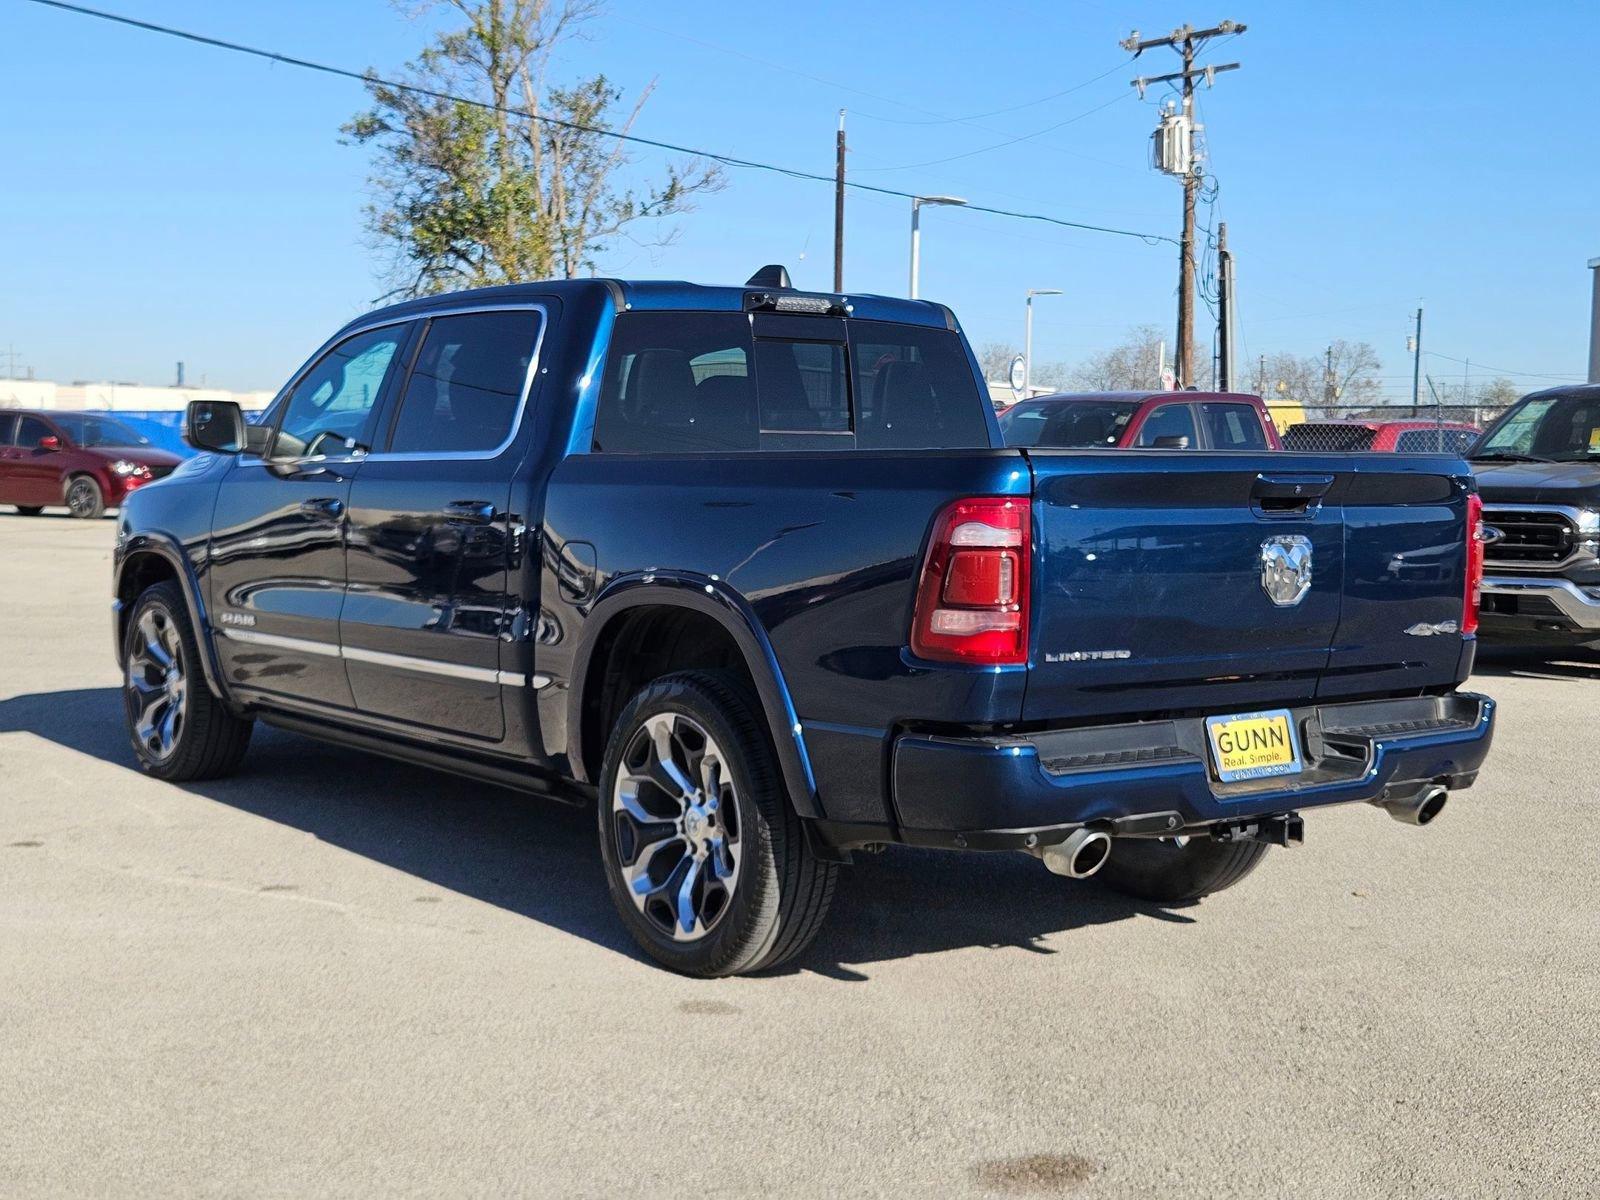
[618,13,1137,131]
[22,0,1175,249]
[1422,351,1582,381]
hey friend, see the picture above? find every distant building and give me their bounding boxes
[0,379,274,413]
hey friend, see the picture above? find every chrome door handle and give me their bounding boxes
[444,500,495,525]
[299,497,344,518]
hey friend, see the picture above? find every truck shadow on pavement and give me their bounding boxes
[1,687,1189,980]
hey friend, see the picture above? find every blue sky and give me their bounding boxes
[3,0,1595,397]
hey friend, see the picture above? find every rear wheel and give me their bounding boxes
[14,506,43,516]
[597,670,836,977]
[122,582,253,781]
[1096,837,1269,903]
[66,476,104,519]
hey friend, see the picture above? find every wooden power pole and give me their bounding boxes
[1124,21,1245,388]
[833,111,846,292]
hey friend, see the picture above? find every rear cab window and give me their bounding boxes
[1136,403,1197,449]
[591,311,991,453]
[1201,402,1270,450]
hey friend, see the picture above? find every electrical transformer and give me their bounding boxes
[1150,106,1196,177]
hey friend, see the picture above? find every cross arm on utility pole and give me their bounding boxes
[1121,21,1245,54]
[1131,62,1240,95]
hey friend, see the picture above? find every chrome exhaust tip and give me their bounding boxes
[1381,784,1448,826]
[1040,828,1112,879]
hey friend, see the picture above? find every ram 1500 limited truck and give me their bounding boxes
[112,268,1497,976]
[1470,384,1600,650]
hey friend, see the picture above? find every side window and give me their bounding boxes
[0,414,15,446]
[1201,403,1268,450]
[387,310,542,454]
[852,322,989,450]
[272,325,405,460]
[593,313,757,453]
[755,339,849,433]
[16,416,53,448]
[1137,404,1197,449]
[1395,429,1433,453]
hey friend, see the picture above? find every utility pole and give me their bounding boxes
[1256,353,1266,396]
[0,344,20,380]
[1587,257,1600,383]
[1324,344,1336,413]
[1216,221,1234,391]
[833,110,846,293]
[1124,20,1245,389]
[1409,304,1424,416]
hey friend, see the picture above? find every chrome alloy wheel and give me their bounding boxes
[126,608,186,762]
[610,712,742,942]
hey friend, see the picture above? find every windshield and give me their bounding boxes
[999,400,1141,448]
[53,415,150,447]
[1474,394,1600,461]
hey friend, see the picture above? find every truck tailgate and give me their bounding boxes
[1021,451,1471,723]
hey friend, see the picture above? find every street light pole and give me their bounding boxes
[908,194,966,299]
[1024,288,1063,396]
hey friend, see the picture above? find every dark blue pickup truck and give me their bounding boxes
[111,268,1496,976]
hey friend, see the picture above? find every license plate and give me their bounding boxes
[1205,709,1303,783]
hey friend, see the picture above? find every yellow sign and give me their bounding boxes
[1206,710,1302,781]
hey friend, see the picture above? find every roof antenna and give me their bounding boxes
[746,264,792,289]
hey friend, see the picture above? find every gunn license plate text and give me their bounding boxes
[1205,709,1303,783]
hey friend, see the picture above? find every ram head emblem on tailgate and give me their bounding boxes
[1260,535,1313,607]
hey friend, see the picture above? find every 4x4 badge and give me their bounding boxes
[1260,535,1313,607]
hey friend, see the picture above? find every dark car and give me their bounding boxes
[110,270,1494,976]
[999,390,1282,451]
[0,410,182,518]
[1282,419,1481,455]
[1470,385,1600,649]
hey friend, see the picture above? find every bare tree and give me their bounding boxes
[978,342,1020,383]
[1069,325,1209,392]
[1259,341,1383,416]
[344,0,723,298]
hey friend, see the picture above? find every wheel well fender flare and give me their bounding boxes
[568,573,820,818]
[115,533,230,702]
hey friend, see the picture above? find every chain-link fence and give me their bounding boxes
[1264,403,1509,454]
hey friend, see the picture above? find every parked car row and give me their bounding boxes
[995,390,1481,456]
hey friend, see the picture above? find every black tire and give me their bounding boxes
[122,581,253,781]
[15,506,44,516]
[1096,837,1269,903]
[597,670,836,977]
[65,475,104,519]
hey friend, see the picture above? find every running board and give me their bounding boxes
[258,711,595,806]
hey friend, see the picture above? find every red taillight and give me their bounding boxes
[1463,492,1484,636]
[910,496,1031,664]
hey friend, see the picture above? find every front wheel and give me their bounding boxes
[66,476,104,519]
[122,581,253,780]
[1096,837,1269,903]
[597,670,836,977]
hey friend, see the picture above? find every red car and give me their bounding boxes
[998,390,1283,451]
[1281,419,1480,454]
[0,410,182,518]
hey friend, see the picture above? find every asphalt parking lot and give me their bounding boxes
[1,511,1596,1198]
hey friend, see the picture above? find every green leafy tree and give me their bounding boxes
[344,0,722,298]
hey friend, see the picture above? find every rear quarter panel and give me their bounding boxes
[539,450,1031,823]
